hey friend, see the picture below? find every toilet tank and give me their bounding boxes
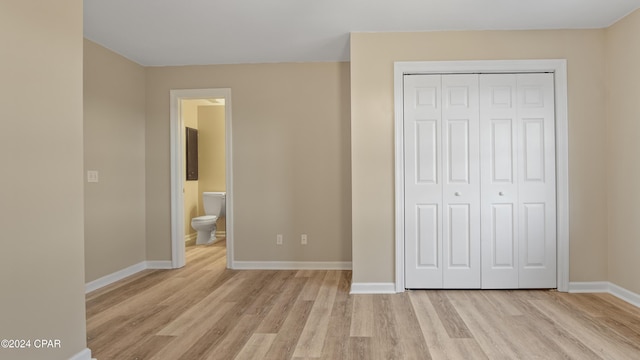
[202,192,226,217]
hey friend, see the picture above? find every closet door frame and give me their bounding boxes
[394,59,569,293]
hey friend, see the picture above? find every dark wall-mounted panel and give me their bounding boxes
[186,127,198,181]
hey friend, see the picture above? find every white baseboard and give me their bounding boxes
[185,231,225,241]
[85,262,147,293]
[233,261,352,270]
[569,281,640,308]
[609,282,640,308]
[68,348,93,360]
[85,260,173,293]
[185,232,197,245]
[350,282,397,294]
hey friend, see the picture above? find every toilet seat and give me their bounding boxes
[191,215,217,223]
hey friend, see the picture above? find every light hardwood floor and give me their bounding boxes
[86,242,640,359]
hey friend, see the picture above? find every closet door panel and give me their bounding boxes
[447,120,470,183]
[480,74,519,289]
[522,119,545,182]
[522,203,546,267]
[416,120,438,183]
[447,204,471,268]
[404,74,443,288]
[491,119,514,183]
[491,204,516,267]
[416,204,439,268]
[517,73,556,288]
[442,75,480,288]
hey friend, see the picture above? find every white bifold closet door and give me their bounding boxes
[480,73,556,289]
[404,74,481,289]
[404,73,556,289]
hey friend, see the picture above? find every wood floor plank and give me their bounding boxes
[241,270,297,317]
[87,244,640,360]
[262,299,314,360]
[330,270,352,318]
[173,270,280,360]
[479,290,523,317]
[409,291,485,360]
[320,310,351,360]
[372,294,404,360]
[87,276,185,331]
[110,335,175,360]
[500,313,573,359]
[350,294,374,337]
[204,314,263,360]
[389,293,432,360]
[148,302,237,360]
[471,291,582,359]
[95,305,175,360]
[451,293,523,359]
[255,276,308,333]
[319,272,353,360]
[594,292,640,317]
[205,271,302,360]
[233,333,277,360]
[427,291,473,339]
[292,270,341,358]
[298,270,327,301]
[564,292,640,338]
[154,267,240,315]
[156,276,244,336]
[349,336,372,360]
[531,297,640,359]
[86,269,173,318]
[408,291,452,359]
[508,293,602,360]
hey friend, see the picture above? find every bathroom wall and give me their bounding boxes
[145,62,352,263]
[605,9,640,295]
[350,29,608,284]
[197,105,226,232]
[0,1,88,359]
[182,99,202,242]
[84,38,147,283]
[182,100,225,241]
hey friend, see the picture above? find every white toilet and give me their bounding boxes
[191,192,226,245]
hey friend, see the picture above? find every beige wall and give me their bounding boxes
[606,10,640,294]
[350,30,609,283]
[198,105,226,198]
[146,62,352,262]
[198,105,227,231]
[84,39,147,283]
[0,1,88,359]
[182,99,201,240]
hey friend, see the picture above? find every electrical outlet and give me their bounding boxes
[276,234,283,245]
[87,170,99,183]
[301,234,308,245]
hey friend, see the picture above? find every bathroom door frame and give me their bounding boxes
[170,88,234,269]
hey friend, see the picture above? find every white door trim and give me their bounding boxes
[170,88,234,269]
[394,59,569,292]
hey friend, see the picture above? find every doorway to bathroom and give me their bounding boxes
[170,88,233,269]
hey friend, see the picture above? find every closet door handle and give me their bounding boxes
[454,192,461,196]
[499,192,504,196]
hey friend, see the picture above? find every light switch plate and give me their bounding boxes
[87,170,99,183]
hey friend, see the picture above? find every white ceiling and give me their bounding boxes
[84,0,640,66]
